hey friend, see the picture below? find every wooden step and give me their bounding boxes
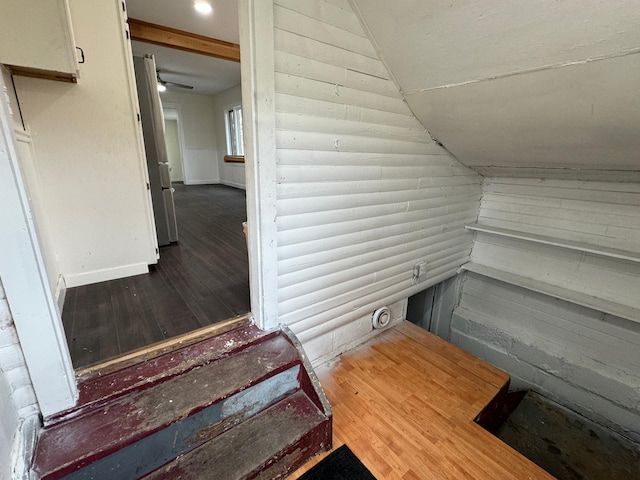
[48,324,270,426]
[31,327,331,479]
[142,390,331,480]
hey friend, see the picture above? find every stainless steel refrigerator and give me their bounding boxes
[133,54,178,246]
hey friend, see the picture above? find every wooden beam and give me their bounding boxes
[128,18,240,63]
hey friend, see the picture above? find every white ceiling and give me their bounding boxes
[352,0,640,179]
[126,0,240,96]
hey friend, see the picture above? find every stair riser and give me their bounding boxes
[53,367,301,480]
[251,419,332,480]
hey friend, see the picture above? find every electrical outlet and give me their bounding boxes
[412,261,427,284]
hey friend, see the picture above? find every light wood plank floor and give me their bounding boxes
[290,322,553,479]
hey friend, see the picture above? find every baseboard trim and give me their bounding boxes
[183,179,220,185]
[55,275,66,314]
[220,180,246,190]
[64,263,149,288]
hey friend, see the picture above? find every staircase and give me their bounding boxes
[31,325,332,479]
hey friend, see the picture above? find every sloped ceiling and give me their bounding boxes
[351,0,640,180]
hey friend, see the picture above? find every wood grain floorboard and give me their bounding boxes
[62,184,250,369]
[289,322,554,480]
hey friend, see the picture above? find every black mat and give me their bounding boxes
[300,445,377,480]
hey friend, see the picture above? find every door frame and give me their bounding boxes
[239,0,279,330]
[0,72,78,417]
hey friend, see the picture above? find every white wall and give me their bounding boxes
[271,0,482,362]
[12,0,157,288]
[212,84,245,189]
[160,91,219,185]
[164,119,184,182]
[0,278,39,479]
[452,177,640,440]
[1,67,63,306]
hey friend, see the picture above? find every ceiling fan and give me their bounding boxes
[156,70,194,92]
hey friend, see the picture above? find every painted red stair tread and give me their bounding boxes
[73,325,273,414]
[142,390,330,480]
[33,334,300,478]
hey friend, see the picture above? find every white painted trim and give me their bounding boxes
[55,274,66,316]
[0,73,77,417]
[161,103,188,185]
[239,0,279,330]
[220,180,247,190]
[122,8,160,265]
[64,262,149,288]
[10,415,39,480]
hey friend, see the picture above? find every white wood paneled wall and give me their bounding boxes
[480,178,640,252]
[272,0,482,354]
[464,178,640,323]
[454,177,640,439]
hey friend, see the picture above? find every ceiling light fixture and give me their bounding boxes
[157,83,167,93]
[194,1,213,15]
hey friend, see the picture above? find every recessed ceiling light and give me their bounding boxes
[194,1,212,15]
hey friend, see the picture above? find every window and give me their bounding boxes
[225,104,244,157]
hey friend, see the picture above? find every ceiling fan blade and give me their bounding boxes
[164,80,194,90]
[157,71,194,90]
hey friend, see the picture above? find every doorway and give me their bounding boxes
[61,6,251,369]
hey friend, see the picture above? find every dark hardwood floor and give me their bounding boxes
[62,184,250,369]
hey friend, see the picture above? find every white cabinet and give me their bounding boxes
[0,0,79,81]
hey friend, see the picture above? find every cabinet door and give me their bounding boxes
[0,0,78,79]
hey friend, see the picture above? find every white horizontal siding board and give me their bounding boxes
[474,217,639,253]
[278,204,478,248]
[277,222,472,283]
[279,251,471,319]
[278,237,472,301]
[284,258,466,328]
[276,164,472,185]
[278,216,476,280]
[466,223,640,263]
[482,190,640,217]
[275,29,388,79]
[276,176,479,199]
[485,177,640,194]
[276,150,455,167]
[277,181,481,216]
[473,167,640,183]
[275,94,416,128]
[279,228,471,285]
[277,178,420,198]
[277,191,479,231]
[275,73,411,115]
[274,52,401,98]
[275,112,430,143]
[471,237,640,309]
[480,199,640,230]
[275,131,441,155]
[483,182,640,206]
[478,209,611,237]
[274,5,378,58]
[274,0,367,37]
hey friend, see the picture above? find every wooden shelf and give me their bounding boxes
[460,262,640,324]
[465,223,640,264]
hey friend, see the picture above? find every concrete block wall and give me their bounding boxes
[451,272,640,442]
